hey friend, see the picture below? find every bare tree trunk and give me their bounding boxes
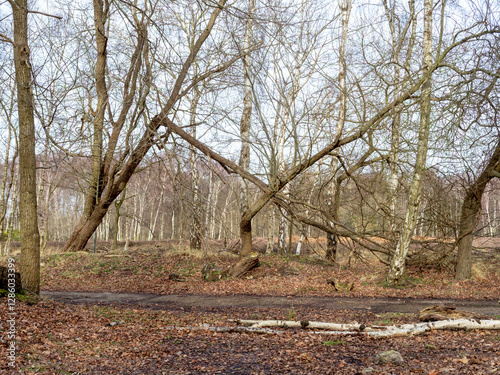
[266,207,274,254]
[210,180,221,239]
[386,0,433,285]
[238,0,255,214]
[189,86,203,249]
[82,0,108,221]
[0,122,13,232]
[1,175,18,257]
[12,0,41,293]
[113,189,126,251]
[326,0,351,263]
[277,208,288,254]
[218,184,232,241]
[455,138,500,280]
[237,0,256,255]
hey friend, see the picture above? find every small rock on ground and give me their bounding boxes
[375,350,404,365]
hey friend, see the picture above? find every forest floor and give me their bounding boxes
[1,238,500,374]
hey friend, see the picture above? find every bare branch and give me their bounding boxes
[0,32,14,45]
[28,10,62,20]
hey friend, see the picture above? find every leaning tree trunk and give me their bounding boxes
[455,67,500,280]
[12,0,41,293]
[455,139,500,280]
[386,0,433,285]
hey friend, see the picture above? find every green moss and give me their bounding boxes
[323,340,345,346]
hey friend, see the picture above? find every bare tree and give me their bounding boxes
[9,0,41,293]
[63,0,230,252]
[386,0,434,285]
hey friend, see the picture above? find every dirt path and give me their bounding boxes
[41,290,500,316]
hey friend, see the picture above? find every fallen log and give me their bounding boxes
[230,318,500,338]
[228,252,259,278]
[419,304,489,321]
[231,319,371,331]
[166,325,282,334]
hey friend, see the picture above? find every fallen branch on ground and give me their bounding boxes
[419,304,490,321]
[221,318,500,338]
[165,326,282,334]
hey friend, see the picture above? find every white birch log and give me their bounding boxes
[229,318,500,338]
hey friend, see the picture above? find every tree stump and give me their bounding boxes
[419,304,489,322]
[228,252,259,278]
[326,279,354,292]
[0,265,22,293]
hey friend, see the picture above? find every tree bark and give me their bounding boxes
[82,0,109,221]
[238,0,255,220]
[383,0,416,239]
[455,139,500,279]
[189,85,202,250]
[12,0,41,293]
[228,252,259,277]
[455,69,500,280]
[325,0,351,262]
[386,0,433,286]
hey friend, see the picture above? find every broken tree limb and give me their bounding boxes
[418,304,490,321]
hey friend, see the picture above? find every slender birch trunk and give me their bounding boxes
[386,0,433,285]
[325,0,351,263]
[385,0,416,238]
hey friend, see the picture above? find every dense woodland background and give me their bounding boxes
[1,0,500,290]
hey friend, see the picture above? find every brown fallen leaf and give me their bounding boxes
[455,356,469,364]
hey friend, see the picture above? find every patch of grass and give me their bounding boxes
[0,289,38,304]
[425,344,436,350]
[287,306,297,321]
[379,274,424,289]
[16,292,38,305]
[374,312,408,325]
[323,340,345,346]
[92,306,114,318]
